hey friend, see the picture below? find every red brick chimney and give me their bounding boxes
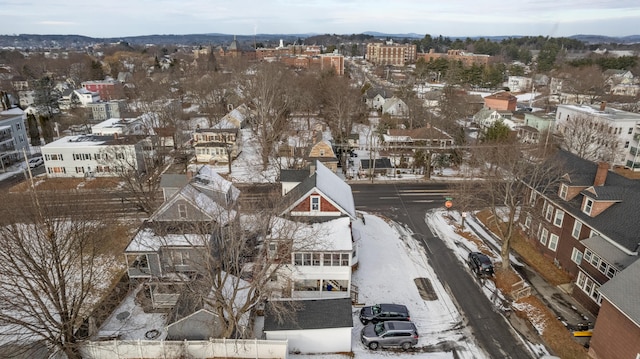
[594,162,609,186]
[599,101,607,111]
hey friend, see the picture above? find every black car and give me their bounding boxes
[359,303,410,324]
[467,252,494,276]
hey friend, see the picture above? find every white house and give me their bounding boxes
[267,217,355,300]
[381,97,408,117]
[473,108,517,130]
[41,134,147,178]
[507,76,533,92]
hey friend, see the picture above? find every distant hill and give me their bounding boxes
[1,32,639,49]
[569,34,640,44]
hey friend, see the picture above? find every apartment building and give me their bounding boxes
[555,103,640,168]
[0,106,30,168]
[41,134,147,178]
[366,42,417,66]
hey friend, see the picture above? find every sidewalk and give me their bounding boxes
[468,213,594,347]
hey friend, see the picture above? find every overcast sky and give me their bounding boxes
[2,0,639,38]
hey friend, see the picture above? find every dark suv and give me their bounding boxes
[361,320,419,350]
[468,252,494,276]
[359,303,410,324]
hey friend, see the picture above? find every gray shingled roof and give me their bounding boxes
[360,158,393,170]
[549,150,640,252]
[160,174,189,189]
[581,236,637,270]
[279,169,311,183]
[263,298,353,331]
[581,186,626,201]
[598,257,640,326]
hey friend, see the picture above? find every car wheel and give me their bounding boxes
[401,342,411,350]
[368,342,379,350]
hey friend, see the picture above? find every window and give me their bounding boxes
[310,196,320,211]
[625,141,630,148]
[548,234,559,251]
[590,229,600,238]
[571,248,583,264]
[583,249,592,263]
[171,251,190,266]
[583,198,594,215]
[559,184,568,200]
[178,204,187,218]
[553,210,564,227]
[75,166,84,173]
[545,204,554,222]
[576,271,601,306]
[628,127,633,134]
[539,228,548,245]
[572,221,582,239]
[529,191,537,205]
[524,214,532,229]
[606,267,616,279]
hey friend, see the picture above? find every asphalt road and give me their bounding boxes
[351,182,533,359]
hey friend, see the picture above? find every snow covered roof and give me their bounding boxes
[314,161,356,219]
[125,227,208,252]
[268,216,353,251]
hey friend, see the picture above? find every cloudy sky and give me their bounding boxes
[2,0,639,38]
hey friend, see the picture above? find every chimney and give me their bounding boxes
[594,162,609,186]
[599,101,607,111]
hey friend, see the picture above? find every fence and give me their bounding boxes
[80,338,288,359]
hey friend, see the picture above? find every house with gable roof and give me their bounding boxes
[273,161,359,300]
[279,160,356,221]
[305,138,338,172]
[363,87,391,110]
[520,150,639,315]
[381,96,408,117]
[124,165,240,309]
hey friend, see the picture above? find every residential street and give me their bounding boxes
[352,182,533,358]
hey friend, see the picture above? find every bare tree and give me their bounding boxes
[320,75,365,168]
[0,190,120,359]
[150,204,323,338]
[242,63,294,170]
[97,138,163,214]
[467,143,564,270]
[558,65,607,104]
[556,114,622,164]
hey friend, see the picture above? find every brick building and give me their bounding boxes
[520,150,639,316]
[418,49,494,67]
[483,91,518,111]
[366,42,417,66]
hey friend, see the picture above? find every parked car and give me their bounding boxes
[28,156,44,168]
[361,320,419,350]
[359,303,410,324]
[467,252,494,276]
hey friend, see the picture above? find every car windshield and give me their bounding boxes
[373,322,385,335]
[372,304,380,314]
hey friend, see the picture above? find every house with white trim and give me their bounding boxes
[41,134,148,178]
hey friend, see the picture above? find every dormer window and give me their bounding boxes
[559,184,568,200]
[583,198,594,215]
